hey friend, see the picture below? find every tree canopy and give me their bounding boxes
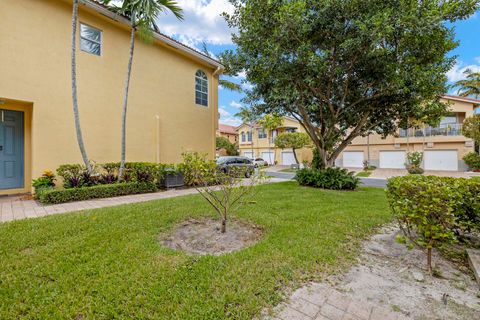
[224,0,479,167]
[462,114,480,152]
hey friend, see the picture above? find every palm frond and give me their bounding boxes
[220,80,242,92]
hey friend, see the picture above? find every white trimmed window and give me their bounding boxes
[80,23,102,56]
[258,129,267,139]
[195,70,208,107]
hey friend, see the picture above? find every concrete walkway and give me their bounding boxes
[270,283,410,320]
[0,178,287,223]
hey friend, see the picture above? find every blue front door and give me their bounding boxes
[0,109,24,190]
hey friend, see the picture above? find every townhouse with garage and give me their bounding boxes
[0,0,222,195]
[338,95,479,172]
[237,117,313,165]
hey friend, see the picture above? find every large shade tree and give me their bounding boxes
[104,0,184,180]
[224,0,479,168]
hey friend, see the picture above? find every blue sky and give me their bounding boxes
[155,1,480,126]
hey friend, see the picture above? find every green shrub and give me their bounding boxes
[311,148,324,170]
[406,151,424,174]
[37,182,158,204]
[452,177,480,234]
[295,167,360,190]
[463,152,480,171]
[386,175,480,273]
[216,137,239,156]
[178,152,217,186]
[57,162,176,189]
[57,164,87,188]
[32,170,56,195]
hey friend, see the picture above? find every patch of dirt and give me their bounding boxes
[161,218,263,256]
[327,225,480,319]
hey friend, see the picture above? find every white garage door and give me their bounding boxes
[262,152,275,165]
[243,151,254,159]
[281,152,297,165]
[379,151,406,169]
[424,150,458,171]
[343,151,364,168]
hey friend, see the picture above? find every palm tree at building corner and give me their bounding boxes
[71,0,93,173]
[106,0,183,180]
[452,69,480,99]
[200,42,242,93]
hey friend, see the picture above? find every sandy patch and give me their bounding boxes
[328,225,480,319]
[161,218,263,256]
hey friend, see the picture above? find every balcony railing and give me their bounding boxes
[399,123,463,138]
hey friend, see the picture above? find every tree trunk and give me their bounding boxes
[367,134,371,166]
[292,148,299,165]
[221,219,226,233]
[427,247,433,275]
[71,0,92,173]
[118,26,136,180]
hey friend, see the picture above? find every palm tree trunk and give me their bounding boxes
[119,26,136,180]
[71,0,92,173]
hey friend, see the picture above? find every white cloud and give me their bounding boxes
[219,106,241,126]
[229,100,242,109]
[155,0,235,46]
[447,61,480,83]
[220,117,242,127]
[218,106,230,117]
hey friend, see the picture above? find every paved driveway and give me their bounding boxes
[265,171,388,188]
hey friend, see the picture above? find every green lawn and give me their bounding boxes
[356,171,373,177]
[279,168,298,173]
[0,182,390,319]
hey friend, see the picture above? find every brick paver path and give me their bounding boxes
[0,178,287,223]
[270,283,410,320]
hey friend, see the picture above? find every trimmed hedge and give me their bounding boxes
[295,167,360,190]
[37,182,158,205]
[387,175,480,237]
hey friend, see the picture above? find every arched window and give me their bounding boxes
[241,131,246,142]
[195,70,208,107]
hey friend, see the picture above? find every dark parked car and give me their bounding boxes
[216,156,255,178]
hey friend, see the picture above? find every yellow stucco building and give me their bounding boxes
[338,95,479,171]
[237,117,313,165]
[0,0,222,195]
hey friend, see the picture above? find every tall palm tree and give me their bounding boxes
[71,0,93,173]
[201,42,242,92]
[235,106,258,159]
[452,69,480,98]
[110,0,183,180]
[258,114,283,165]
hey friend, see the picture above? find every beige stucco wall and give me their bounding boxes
[340,98,477,170]
[0,0,219,194]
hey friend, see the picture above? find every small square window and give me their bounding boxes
[80,23,102,56]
